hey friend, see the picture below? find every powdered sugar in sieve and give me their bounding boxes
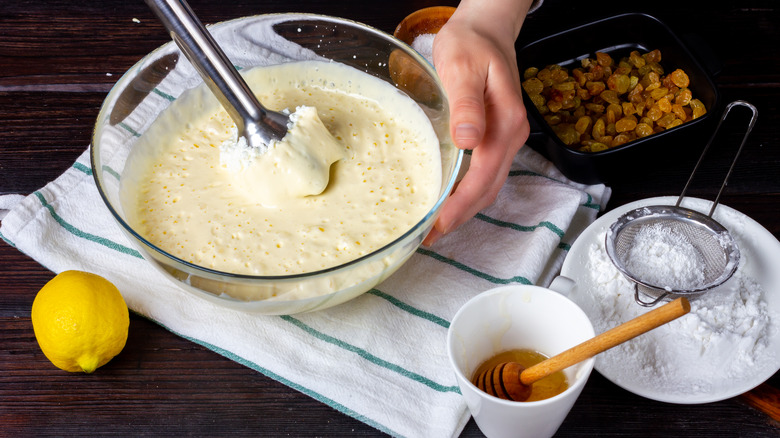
[606,101,757,306]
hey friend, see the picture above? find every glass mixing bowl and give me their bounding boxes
[91,13,461,314]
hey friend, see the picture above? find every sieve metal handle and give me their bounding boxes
[634,285,670,307]
[676,100,758,217]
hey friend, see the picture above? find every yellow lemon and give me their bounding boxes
[31,270,129,373]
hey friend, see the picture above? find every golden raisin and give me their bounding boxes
[666,118,684,129]
[553,124,580,145]
[607,73,632,94]
[523,67,539,80]
[670,69,690,88]
[615,116,636,132]
[635,123,654,137]
[529,93,546,109]
[644,49,662,63]
[675,88,693,106]
[596,52,613,67]
[523,78,544,95]
[656,113,678,128]
[615,116,638,133]
[690,99,707,119]
[572,69,586,86]
[586,81,606,96]
[671,104,687,121]
[643,71,661,87]
[585,103,605,114]
[600,90,620,105]
[613,133,632,147]
[622,102,636,116]
[544,114,562,125]
[646,62,664,75]
[561,97,578,110]
[634,100,646,116]
[628,83,645,104]
[657,96,672,113]
[586,64,607,81]
[523,48,705,151]
[551,69,569,83]
[606,104,622,124]
[650,87,670,101]
[574,116,592,134]
[592,118,606,139]
[555,81,577,92]
[629,51,646,68]
[646,105,663,121]
[643,96,655,110]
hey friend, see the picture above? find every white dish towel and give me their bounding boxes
[0,144,608,437]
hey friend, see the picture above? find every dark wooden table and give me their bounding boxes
[2,0,779,436]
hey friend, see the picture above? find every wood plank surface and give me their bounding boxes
[1,0,778,436]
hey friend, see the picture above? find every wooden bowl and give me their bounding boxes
[393,6,456,45]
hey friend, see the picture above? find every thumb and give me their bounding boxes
[442,69,487,150]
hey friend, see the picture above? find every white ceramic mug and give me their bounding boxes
[446,283,595,438]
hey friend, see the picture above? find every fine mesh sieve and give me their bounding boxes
[605,101,757,307]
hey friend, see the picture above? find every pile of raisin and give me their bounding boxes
[522,49,707,152]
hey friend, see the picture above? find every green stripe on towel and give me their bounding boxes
[34,191,143,259]
[582,193,601,211]
[74,160,121,184]
[118,122,142,137]
[475,212,565,239]
[416,247,533,285]
[150,316,404,438]
[0,230,16,247]
[280,315,460,394]
[33,189,443,436]
[152,88,176,102]
[72,161,92,176]
[101,165,121,181]
[368,288,450,329]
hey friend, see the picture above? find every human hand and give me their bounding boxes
[423,1,532,246]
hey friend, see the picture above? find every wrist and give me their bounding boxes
[450,0,534,40]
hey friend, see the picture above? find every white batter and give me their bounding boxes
[220,104,346,206]
[121,60,441,277]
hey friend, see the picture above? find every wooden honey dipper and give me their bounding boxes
[474,297,691,401]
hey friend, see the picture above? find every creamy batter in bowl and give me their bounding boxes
[91,13,461,314]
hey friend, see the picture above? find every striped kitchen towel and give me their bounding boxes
[1,10,608,437]
[0,144,608,438]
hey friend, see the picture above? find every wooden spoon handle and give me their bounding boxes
[520,297,691,385]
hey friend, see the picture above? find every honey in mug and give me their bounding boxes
[471,348,569,402]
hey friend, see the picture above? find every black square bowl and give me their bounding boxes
[518,13,721,185]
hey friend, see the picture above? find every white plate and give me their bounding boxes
[560,196,780,404]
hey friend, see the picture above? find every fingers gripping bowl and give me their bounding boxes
[91,14,462,314]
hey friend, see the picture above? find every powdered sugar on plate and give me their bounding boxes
[560,197,780,403]
[586,230,771,396]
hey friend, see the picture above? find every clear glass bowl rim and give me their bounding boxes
[90,12,462,283]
